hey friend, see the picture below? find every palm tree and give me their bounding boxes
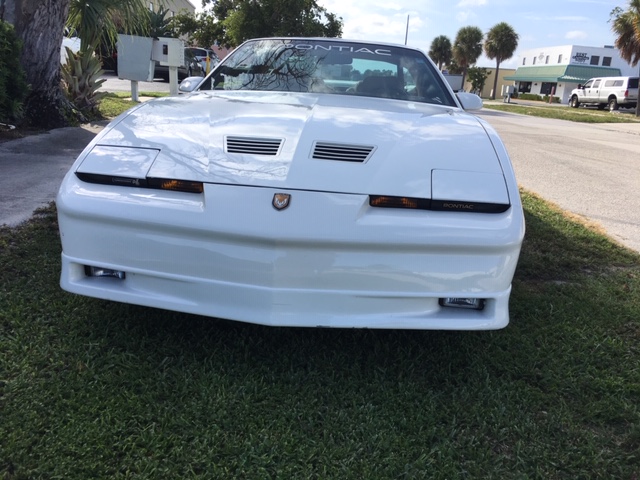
[611,0,640,116]
[4,0,151,128]
[484,22,518,100]
[4,0,73,127]
[62,0,151,116]
[149,7,175,39]
[453,26,483,89]
[429,35,452,71]
[66,0,149,50]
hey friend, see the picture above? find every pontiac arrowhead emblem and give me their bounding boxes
[272,193,291,210]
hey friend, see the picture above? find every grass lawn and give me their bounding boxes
[1,191,639,479]
[483,102,640,123]
[97,91,169,119]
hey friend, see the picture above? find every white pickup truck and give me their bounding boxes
[569,76,638,111]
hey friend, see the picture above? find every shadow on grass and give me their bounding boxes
[1,200,639,479]
[515,191,639,282]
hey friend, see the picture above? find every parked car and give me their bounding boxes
[57,37,525,330]
[569,76,639,111]
[186,47,219,75]
[154,47,204,81]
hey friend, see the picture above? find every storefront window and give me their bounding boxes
[518,81,532,93]
[540,82,556,95]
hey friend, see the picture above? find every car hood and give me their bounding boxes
[92,91,503,198]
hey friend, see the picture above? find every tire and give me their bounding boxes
[570,96,580,108]
[608,98,619,111]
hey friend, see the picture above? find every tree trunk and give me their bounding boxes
[491,58,501,100]
[2,0,74,128]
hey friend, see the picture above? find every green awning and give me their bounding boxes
[503,65,621,83]
[558,65,621,82]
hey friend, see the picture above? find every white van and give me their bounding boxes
[569,76,638,111]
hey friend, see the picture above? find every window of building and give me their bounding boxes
[522,58,526,65]
[533,57,536,65]
[540,82,556,95]
[149,2,153,10]
[558,54,563,63]
[603,56,612,66]
[545,56,549,64]
[518,81,532,93]
[590,55,600,65]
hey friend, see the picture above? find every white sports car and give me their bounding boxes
[57,37,525,330]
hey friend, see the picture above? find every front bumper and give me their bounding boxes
[57,179,524,329]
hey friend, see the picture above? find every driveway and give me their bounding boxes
[99,71,171,93]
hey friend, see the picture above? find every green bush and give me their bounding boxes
[543,95,561,104]
[519,93,543,101]
[518,92,561,103]
[61,45,106,119]
[0,20,29,124]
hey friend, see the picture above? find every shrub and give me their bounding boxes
[0,20,29,124]
[543,95,561,104]
[518,92,561,103]
[61,46,106,119]
[519,93,543,101]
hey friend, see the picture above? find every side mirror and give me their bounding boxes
[578,84,584,89]
[179,76,202,93]
[456,92,483,111]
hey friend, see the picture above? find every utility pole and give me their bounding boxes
[404,14,409,45]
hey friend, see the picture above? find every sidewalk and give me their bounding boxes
[0,121,107,227]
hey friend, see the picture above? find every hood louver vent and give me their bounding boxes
[312,142,375,163]
[226,136,283,156]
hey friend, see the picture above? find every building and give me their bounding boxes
[463,68,516,99]
[147,0,196,16]
[504,45,637,103]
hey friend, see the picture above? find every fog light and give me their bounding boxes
[85,266,126,280]
[440,297,485,310]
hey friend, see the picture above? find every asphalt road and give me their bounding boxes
[476,107,640,252]
[99,71,173,93]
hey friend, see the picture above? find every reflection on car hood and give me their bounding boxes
[95,91,502,197]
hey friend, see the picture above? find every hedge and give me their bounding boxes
[0,20,29,124]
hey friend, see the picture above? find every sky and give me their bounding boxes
[316,0,625,68]
[194,0,628,68]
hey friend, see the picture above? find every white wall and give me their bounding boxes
[518,44,637,75]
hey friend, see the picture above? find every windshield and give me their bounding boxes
[197,39,456,107]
